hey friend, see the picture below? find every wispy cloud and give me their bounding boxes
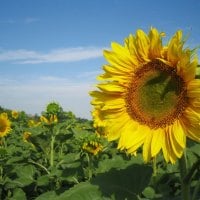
[24,17,40,24]
[76,70,101,79]
[0,19,15,24]
[0,47,104,64]
[0,17,40,25]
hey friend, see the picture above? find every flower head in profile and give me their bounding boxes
[28,120,41,127]
[90,27,200,163]
[82,140,103,155]
[81,134,103,156]
[40,114,58,125]
[0,113,12,138]
[23,131,35,148]
[23,131,32,142]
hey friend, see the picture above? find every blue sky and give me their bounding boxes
[0,0,200,119]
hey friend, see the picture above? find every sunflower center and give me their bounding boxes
[125,59,188,129]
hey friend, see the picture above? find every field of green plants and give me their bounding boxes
[0,102,199,200]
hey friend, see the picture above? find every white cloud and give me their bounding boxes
[0,76,96,119]
[76,70,101,79]
[0,47,104,64]
[24,17,40,24]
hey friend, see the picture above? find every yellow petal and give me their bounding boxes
[162,129,170,163]
[148,27,163,59]
[101,98,125,110]
[151,128,164,157]
[97,82,124,93]
[181,115,200,142]
[187,79,200,98]
[111,42,138,66]
[126,128,146,154]
[165,130,177,163]
[168,124,184,158]
[184,107,200,125]
[142,128,153,163]
[171,120,186,148]
[178,51,197,82]
[118,121,145,149]
[135,29,150,62]
[187,125,200,142]
[105,112,130,141]
[167,30,184,66]
[103,64,131,75]
[124,34,140,64]
[103,50,134,71]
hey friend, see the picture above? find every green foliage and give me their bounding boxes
[46,102,63,115]
[91,164,152,200]
[0,104,200,200]
[58,182,103,200]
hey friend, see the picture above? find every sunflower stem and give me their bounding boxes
[86,153,93,180]
[179,151,190,200]
[1,137,7,148]
[152,156,157,177]
[50,135,55,167]
[151,156,158,190]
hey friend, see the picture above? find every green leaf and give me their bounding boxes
[36,175,50,187]
[189,143,200,157]
[97,155,143,174]
[58,182,102,200]
[10,188,26,200]
[0,148,7,156]
[15,165,36,180]
[61,152,80,164]
[6,156,25,164]
[9,165,36,187]
[35,191,58,200]
[92,164,153,200]
[142,186,155,199]
[12,177,34,187]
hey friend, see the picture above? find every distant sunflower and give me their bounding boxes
[11,110,19,119]
[40,114,58,125]
[23,131,32,142]
[90,27,200,163]
[0,113,11,138]
[28,120,41,127]
[82,140,103,155]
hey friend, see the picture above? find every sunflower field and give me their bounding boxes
[1,27,200,200]
[0,102,199,200]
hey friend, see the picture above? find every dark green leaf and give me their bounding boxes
[37,175,50,187]
[10,188,26,200]
[35,191,58,200]
[92,164,153,200]
[97,155,143,174]
[58,182,102,200]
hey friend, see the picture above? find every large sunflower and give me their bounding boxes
[0,113,11,138]
[90,27,200,163]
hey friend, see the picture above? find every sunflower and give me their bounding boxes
[40,114,58,125]
[0,113,12,138]
[28,119,41,127]
[23,131,32,142]
[90,27,200,163]
[82,140,103,155]
[11,110,19,119]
